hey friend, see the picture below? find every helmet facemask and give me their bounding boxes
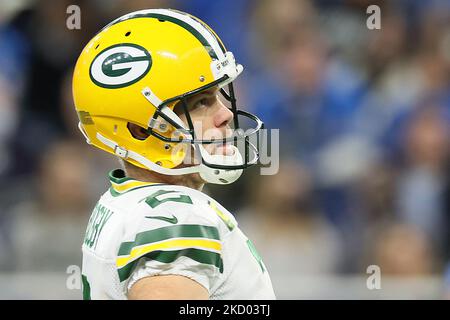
[140,76,264,185]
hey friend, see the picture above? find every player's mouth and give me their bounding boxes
[214,143,235,156]
[201,128,236,156]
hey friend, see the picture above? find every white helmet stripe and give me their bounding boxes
[105,9,225,61]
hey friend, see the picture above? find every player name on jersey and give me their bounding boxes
[84,202,114,249]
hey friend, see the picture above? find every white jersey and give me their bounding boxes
[81,169,275,300]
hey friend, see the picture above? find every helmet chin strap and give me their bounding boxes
[196,144,243,184]
[95,132,243,185]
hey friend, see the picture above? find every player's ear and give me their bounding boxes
[127,123,150,140]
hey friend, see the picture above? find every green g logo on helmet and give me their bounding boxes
[89,43,152,88]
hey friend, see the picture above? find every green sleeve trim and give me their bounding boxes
[118,224,220,256]
[118,248,223,282]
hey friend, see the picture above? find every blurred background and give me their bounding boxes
[0,0,449,299]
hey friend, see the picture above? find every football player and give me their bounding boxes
[72,8,275,299]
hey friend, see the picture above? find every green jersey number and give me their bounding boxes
[143,190,193,208]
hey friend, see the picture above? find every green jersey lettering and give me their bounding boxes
[84,202,114,249]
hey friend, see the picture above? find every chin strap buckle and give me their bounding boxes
[114,145,128,159]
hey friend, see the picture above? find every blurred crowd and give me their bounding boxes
[0,0,449,298]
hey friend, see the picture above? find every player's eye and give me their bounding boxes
[192,96,215,110]
[195,98,209,107]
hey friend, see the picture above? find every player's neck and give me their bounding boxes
[122,161,205,191]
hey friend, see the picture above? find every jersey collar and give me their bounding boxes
[108,169,163,196]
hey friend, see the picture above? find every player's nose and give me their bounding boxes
[214,100,233,128]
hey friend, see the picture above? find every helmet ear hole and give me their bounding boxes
[127,122,149,141]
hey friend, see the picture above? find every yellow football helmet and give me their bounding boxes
[72,9,263,184]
